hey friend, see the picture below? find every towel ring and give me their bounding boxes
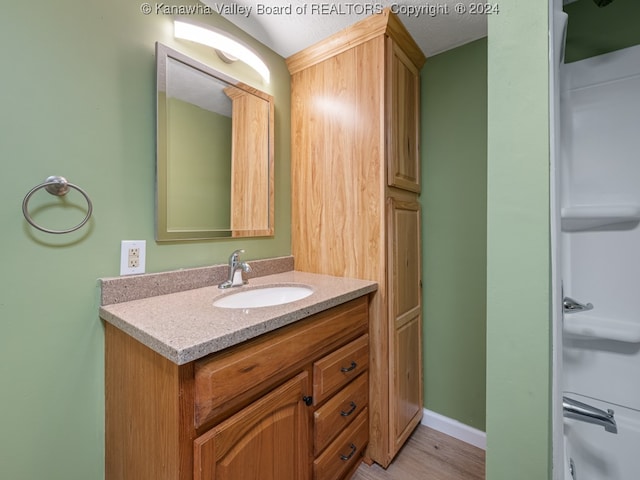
[22,176,93,234]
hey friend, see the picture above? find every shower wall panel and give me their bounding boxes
[562,43,640,422]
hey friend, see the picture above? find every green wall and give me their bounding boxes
[0,1,575,478]
[167,97,232,230]
[0,1,290,478]
[480,1,640,476]
[486,2,552,479]
[421,38,487,431]
[564,0,640,63]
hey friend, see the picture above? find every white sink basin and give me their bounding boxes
[213,285,313,309]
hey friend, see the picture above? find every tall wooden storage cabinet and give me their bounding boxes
[287,9,425,467]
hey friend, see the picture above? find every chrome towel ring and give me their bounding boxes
[22,176,93,234]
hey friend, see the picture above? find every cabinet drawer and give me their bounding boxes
[195,297,368,428]
[313,408,368,480]
[314,372,368,456]
[313,334,368,405]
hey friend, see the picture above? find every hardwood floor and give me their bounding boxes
[353,426,485,480]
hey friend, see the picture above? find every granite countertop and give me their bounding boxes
[99,270,377,365]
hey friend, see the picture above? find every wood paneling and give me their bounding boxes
[105,323,194,480]
[288,10,425,469]
[290,32,391,468]
[225,86,274,236]
[291,37,385,279]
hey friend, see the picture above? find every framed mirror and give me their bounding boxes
[155,42,274,241]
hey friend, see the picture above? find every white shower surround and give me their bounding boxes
[560,42,640,480]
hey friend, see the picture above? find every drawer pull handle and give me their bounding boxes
[340,401,357,417]
[340,361,357,373]
[340,443,357,461]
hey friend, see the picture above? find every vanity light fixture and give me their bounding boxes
[173,18,270,83]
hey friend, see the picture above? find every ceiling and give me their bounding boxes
[201,0,488,59]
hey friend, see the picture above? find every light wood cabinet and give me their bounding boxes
[193,372,310,480]
[388,42,421,193]
[287,9,425,467]
[224,85,274,236]
[105,296,370,480]
[388,197,422,452]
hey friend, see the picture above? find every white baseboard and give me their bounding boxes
[421,408,486,450]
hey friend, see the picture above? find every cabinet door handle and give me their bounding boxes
[340,401,357,417]
[340,443,357,461]
[341,361,357,373]
[302,396,313,406]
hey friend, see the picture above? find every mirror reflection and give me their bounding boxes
[156,42,274,241]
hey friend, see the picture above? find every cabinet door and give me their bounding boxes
[387,38,421,193]
[387,197,423,451]
[194,372,311,480]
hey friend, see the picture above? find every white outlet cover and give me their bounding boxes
[120,240,146,276]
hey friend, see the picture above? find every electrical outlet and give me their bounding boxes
[120,240,146,275]
[128,247,140,268]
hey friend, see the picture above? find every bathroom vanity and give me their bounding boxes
[100,265,376,480]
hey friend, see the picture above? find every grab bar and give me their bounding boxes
[563,396,617,434]
[563,297,594,314]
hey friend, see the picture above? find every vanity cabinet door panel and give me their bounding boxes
[387,38,421,193]
[193,372,311,480]
[393,312,422,449]
[388,197,423,451]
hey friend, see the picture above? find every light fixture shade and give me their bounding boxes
[174,19,270,83]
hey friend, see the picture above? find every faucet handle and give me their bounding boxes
[229,249,245,265]
[563,296,593,314]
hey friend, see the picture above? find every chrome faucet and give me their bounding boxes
[563,396,617,434]
[218,249,252,289]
